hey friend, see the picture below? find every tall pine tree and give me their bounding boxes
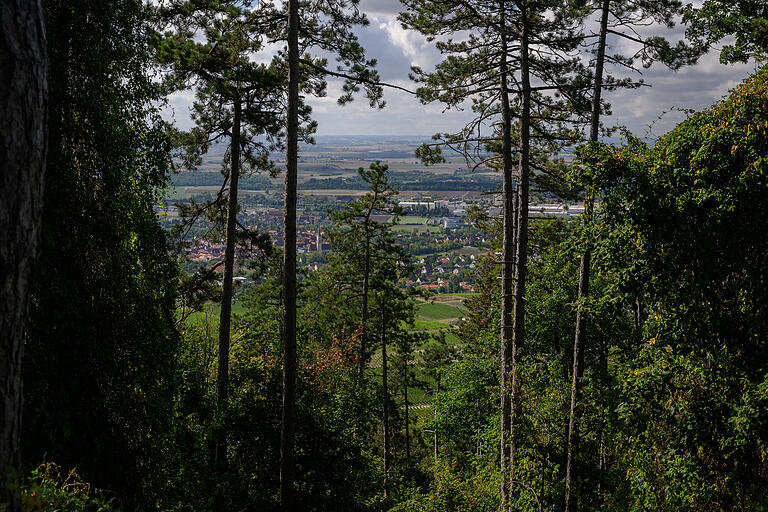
[154,0,283,467]
[268,1,385,506]
[399,1,591,505]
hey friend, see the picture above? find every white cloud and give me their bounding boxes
[251,41,283,65]
[162,89,196,131]
[376,17,432,69]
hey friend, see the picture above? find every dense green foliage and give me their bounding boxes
[171,288,385,510]
[23,1,178,508]
[577,67,768,509]
[404,66,768,511]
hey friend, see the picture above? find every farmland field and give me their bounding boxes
[392,224,442,233]
[416,301,465,321]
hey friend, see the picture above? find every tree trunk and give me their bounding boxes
[0,2,48,510]
[280,0,299,508]
[434,376,440,468]
[565,2,609,510]
[633,296,644,329]
[403,355,411,467]
[596,336,608,498]
[510,2,532,496]
[381,309,390,498]
[215,94,241,468]
[498,0,515,507]
[357,231,371,382]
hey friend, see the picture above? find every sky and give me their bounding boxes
[163,0,762,140]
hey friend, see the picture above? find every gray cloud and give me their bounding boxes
[358,0,402,16]
[161,4,763,139]
[606,51,758,139]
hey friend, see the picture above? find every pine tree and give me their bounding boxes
[321,161,414,497]
[154,0,283,468]
[324,162,407,380]
[269,3,385,506]
[399,1,591,505]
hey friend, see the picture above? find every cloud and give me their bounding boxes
[359,0,402,16]
[159,4,763,140]
[308,79,475,135]
[251,41,283,66]
[376,17,432,69]
[607,50,758,139]
[162,89,196,131]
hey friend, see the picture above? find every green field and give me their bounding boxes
[416,301,466,321]
[392,224,442,233]
[399,216,430,224]
[410,318,449,330]
[185,294,467,331]
[390,216,442,233]
[183,299,248,327]
[165,186,187,200]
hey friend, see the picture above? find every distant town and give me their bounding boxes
[160,136,583,293]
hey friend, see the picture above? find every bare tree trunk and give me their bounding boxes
[215,94,241,468]
[565,2,609,510]
[498,1,515,507]
[596,336,608,498]
[381,309,390,498]
[510,3,532,498]
[433,376,440,468]
[633,296,644,329]
[0,2,48,510]
[280,0,299,508]
[403,355,411,467]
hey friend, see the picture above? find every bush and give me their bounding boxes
[20,463,120,512]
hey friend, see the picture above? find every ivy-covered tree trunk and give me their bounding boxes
[215,94,241,467]
[280,0,299,507]
[565,2,609,509]
[0,1,48,510]
[498,0,515,506]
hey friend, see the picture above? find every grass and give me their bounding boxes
[406,297,467,331]
[183,299,248,327]
[411,318,451,331]
[416,301,465,321]
[184,294,468,335]
[444,332,461,345]
[398,216,430,224]
[392,224,442,233]
[165,187,186,200]
[405,382,433,404]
